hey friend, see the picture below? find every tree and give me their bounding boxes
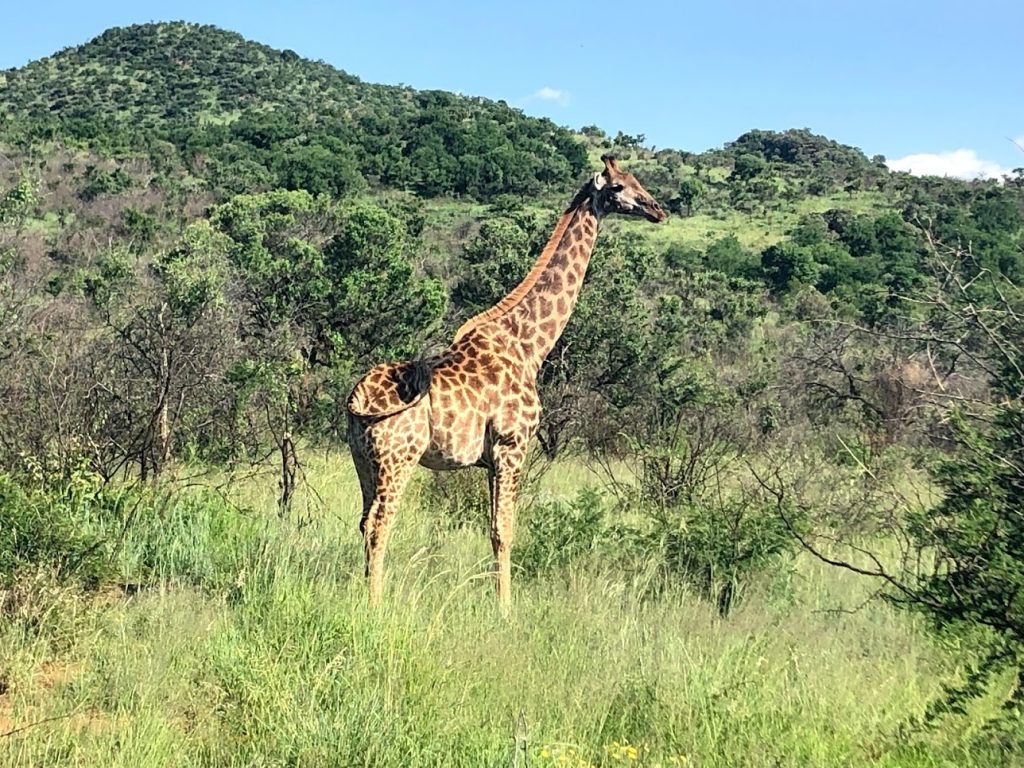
[702,235,759,279]
[209,190,444,510]
[272,139,366,198]
[146,221,234,468]
[759,242,819,295]
[451,216,534,315]
[323,202,446,370]
[35,228,237,481]
[613,131,646,149]
[764,236,1024,727]
[209,189,339,339]
[673,177,704,217]
[730,153,767,181]
[0,175,38,233]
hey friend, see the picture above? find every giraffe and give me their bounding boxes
[347,155,666,609]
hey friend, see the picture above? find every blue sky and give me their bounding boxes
[2,1,1022,178]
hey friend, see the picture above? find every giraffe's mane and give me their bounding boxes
[452,185,592,342]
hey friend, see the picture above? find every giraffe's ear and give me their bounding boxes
[601,154,621,175]
[592,172,607,190]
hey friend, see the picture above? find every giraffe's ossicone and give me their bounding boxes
[347,155,666,610]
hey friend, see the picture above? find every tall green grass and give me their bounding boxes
[0,456,994,766]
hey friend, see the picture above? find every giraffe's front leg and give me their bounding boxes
[488,437,528,612]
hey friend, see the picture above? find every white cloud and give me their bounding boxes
[886,149,1010,180]
[533,86,568,105]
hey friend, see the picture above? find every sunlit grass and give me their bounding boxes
[613,190,891,253]
[0,454,988,767]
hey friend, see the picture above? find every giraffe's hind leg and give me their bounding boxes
[351,446,376,577]
[347,408,427,606]
[363,457,417,606]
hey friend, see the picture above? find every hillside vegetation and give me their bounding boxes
[1,23,587,200]
[1,21,1023,766]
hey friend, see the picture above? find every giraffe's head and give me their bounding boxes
[592,155,667,223]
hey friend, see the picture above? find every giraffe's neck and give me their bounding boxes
[451,183,601,372]
[499,194,600,371]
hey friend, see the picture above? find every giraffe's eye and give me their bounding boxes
[610,184,624,193]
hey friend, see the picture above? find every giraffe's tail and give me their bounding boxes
[346,358,434,419]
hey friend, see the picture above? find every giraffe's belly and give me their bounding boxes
[418,449,479,471]
[418,403,488,470]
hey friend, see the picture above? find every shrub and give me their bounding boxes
[657,494,797,616]
[79,165,135,201]
[417,469,490,533]
[516,487,608,577]
[0,464,130,589]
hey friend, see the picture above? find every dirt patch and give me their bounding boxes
[0,669,12,735]
[0,660,82,737]
[37,660,79,690]
[67,709,120,735]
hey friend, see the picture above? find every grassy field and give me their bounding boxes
[0,453,995,767]
[421,182,895,260]
[613,191,893,252]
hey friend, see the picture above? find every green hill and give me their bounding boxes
[1,21,1019,327]
[0,21,1019,293]
[0,22,588,199]
[0,22,367,124]
[3,22,1002,229]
